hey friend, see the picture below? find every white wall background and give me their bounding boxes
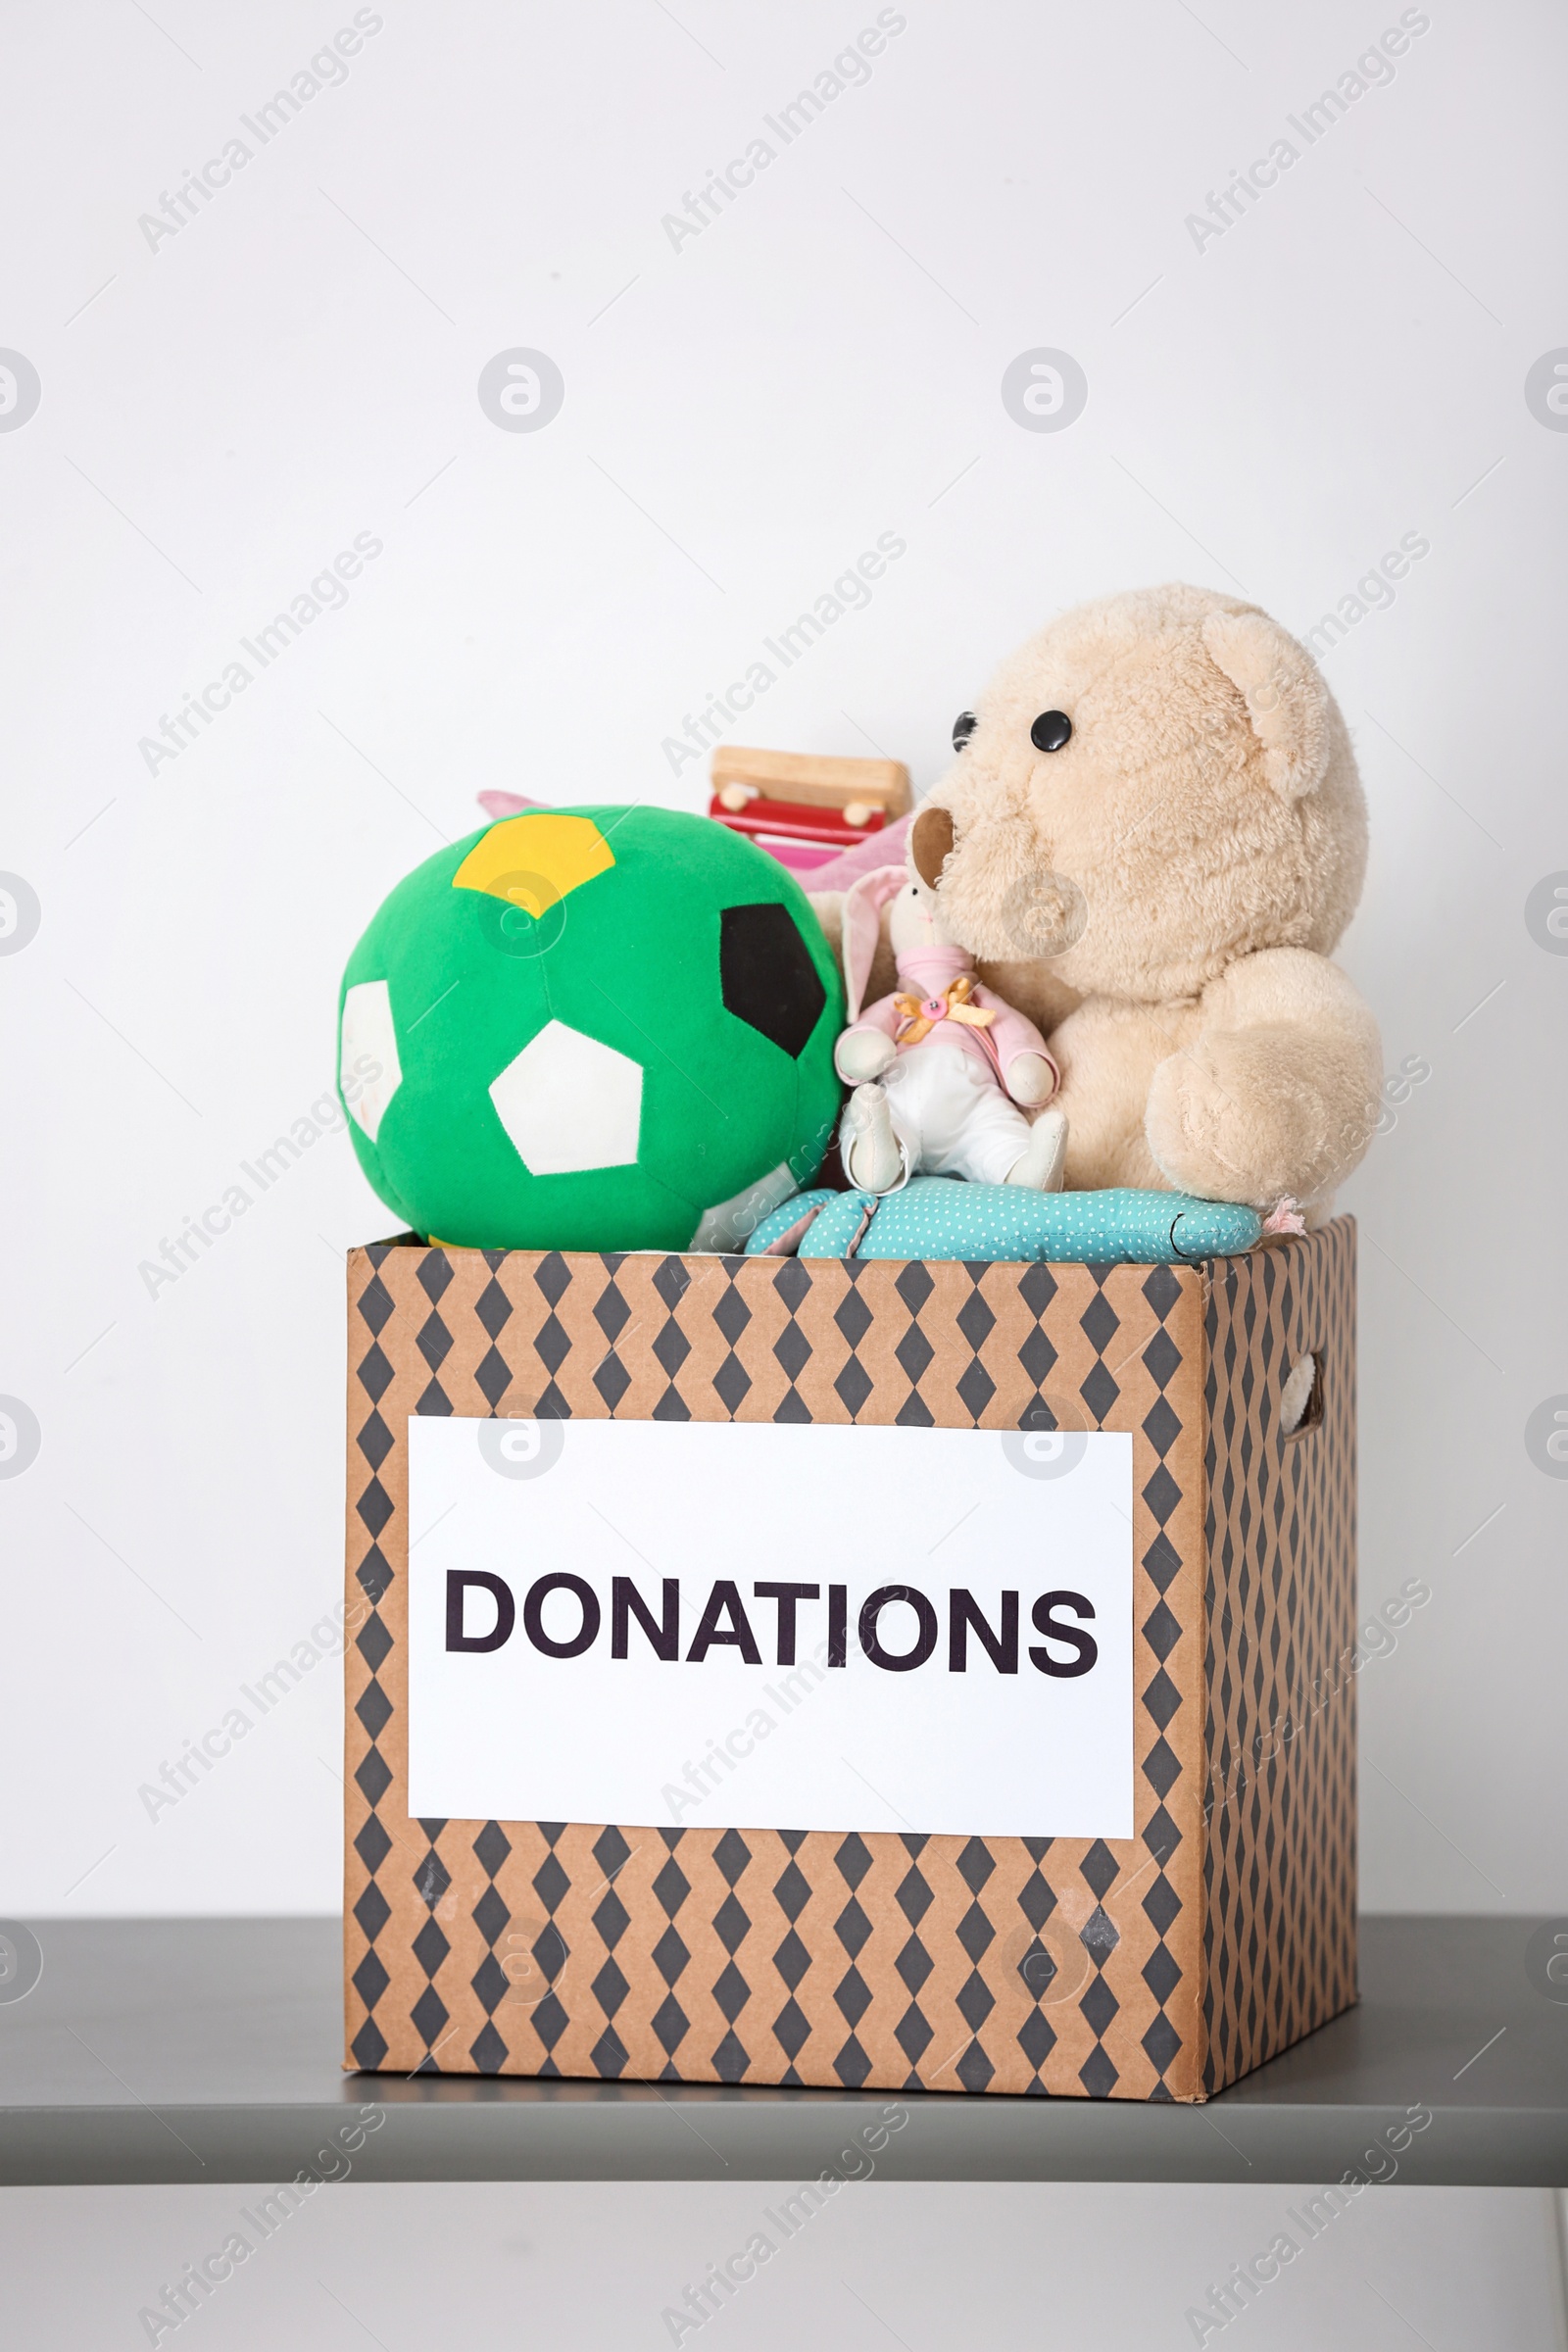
[1,0,1565,1920]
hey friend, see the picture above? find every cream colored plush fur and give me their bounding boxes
[815,583,1382,1212]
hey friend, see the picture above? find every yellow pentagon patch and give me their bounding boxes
[452,813,614,915]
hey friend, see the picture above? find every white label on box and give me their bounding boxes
[406,1419,1134,1840]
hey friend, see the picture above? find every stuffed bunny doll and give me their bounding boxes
[834,862,1068,1195]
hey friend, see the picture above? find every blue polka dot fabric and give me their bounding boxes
[744,1178,1262,1265]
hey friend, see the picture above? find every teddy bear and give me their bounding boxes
[833,862,1067,1193]
[818,583,1382,1215]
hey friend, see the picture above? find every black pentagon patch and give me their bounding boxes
[719,903,827,1060]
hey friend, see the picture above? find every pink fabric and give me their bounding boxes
[762,840,841,872]
[477,790,534,822]
[798,812,911,897]
[841,945,1056,1102]
[1263,1197,1307,1236]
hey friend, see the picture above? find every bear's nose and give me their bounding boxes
[1030,710,1072,753]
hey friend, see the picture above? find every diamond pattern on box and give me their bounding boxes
[1200,1222,1358,2090]
[343,1226,1356,2100]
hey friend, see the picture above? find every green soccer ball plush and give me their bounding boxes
[337,806,844,1251]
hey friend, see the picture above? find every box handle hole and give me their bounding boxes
[1280,1351,1323,1438]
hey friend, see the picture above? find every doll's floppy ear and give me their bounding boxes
[841,863,909,1020]
[1200,610,1330,801]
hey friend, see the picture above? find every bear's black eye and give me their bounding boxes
[1030,710,1072,754]
[952,710,977,752]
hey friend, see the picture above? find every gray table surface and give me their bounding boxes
[0,1916,1562,2186]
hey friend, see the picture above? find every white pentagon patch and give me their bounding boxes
[341,979,403,1145]
[691,1160,798,1251]
[489,1018,643,1175]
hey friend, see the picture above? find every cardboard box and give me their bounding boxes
[344,1220,1356,2101]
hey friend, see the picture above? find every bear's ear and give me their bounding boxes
[909,803,956,891]
[1200,610,1330,800]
